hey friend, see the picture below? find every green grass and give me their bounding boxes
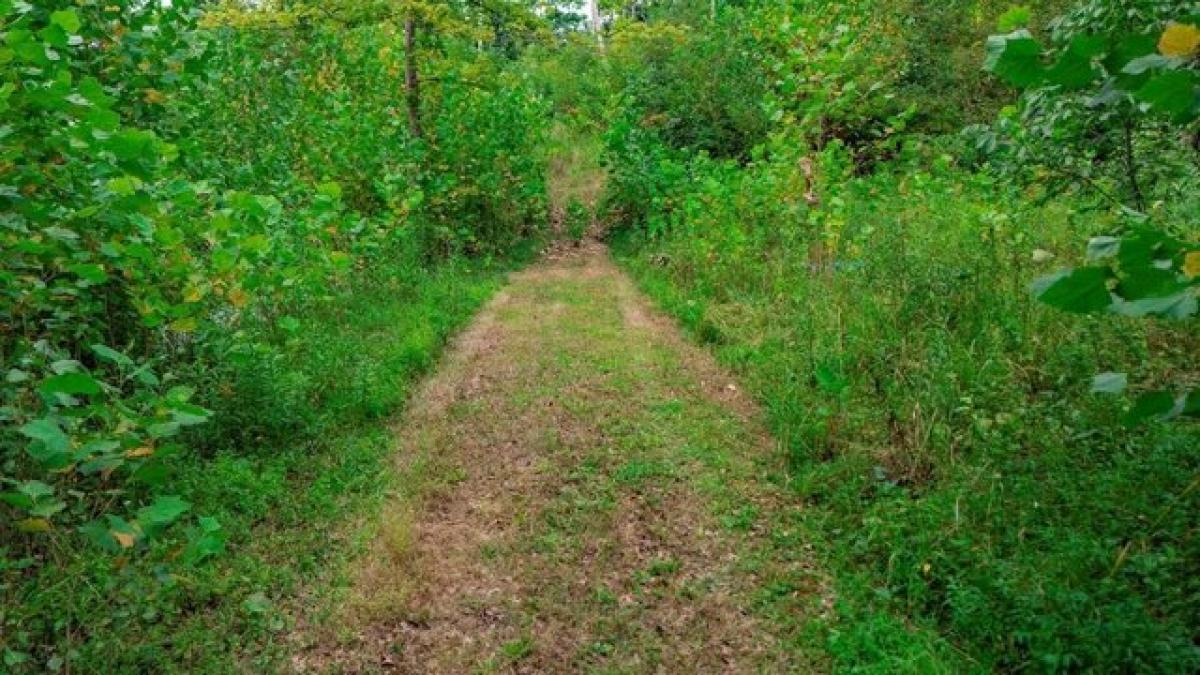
[612,158,1200,672]
[2,247,533,673]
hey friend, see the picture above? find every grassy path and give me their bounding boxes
[298,244,826,673]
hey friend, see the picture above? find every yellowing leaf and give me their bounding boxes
[228,287,249,308]
[1159,22,1200,58]
[1184,250,1200,279]
[183,285,205,303]
[125,446,155,458]
[113,531,136,548]
[143,89,167,105]
[169,316,198,333]
[18,518,52,533]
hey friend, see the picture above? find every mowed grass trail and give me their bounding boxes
[295,243,828,673]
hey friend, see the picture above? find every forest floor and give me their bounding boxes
[293,242,829,673]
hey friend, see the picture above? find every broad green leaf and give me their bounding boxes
[997,7,1031,32]
[985,31,1045,88]
[1183,390,1200,418]
[147,421,182,438]
[17,480,54,501]
[91,344,134,367]
[49,9,81,34]
[68,263,108,285]
[1044,35,1105,90]
[19,418,71,463]
[79,455,124,475]
[184,517,226,564]
[1123,390,1177,426]
[1116,267,1187,301]
[29,498,67,519]
[316,181,342,199]
[1033,267,1111,313]
[1135,70,1199,122]
[39,372,102,396]
[137,495,190,527]
[1112,289,1198,319]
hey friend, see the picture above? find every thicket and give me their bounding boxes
[1,0,546,668]
[592,0,1199,671]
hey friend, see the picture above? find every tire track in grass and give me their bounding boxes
[296,243,830,674]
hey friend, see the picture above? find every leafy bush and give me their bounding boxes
[600,1,1199,671]
[2,0,547,667]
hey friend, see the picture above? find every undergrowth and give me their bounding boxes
[612,153,1200,671]
[4,245,532,671]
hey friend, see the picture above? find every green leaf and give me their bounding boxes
[1122,54,1171,75]
[39,372,102,396]
[17,480,54,501]
[91,344,134,367]
[78,455,124,475]
[19,418,71,463]
[184,516,226,564]
[1091,372,1127,394]
[68,263,108,285]
[316,181,342,199]
[1112,289,1197,319]
[49,9,81,34]
[147,421,181,438]
[1044,35,1105,90]
[1085,236,1120,260]
[137,495,190,527]
[985,31,1045,88]
[1123,390,1177,427]
[997,7,1031,32]
[1116,266,1187,300]
[29,498,67,519]
[1032,267,1111,313]
[1182,390,1200,418]
[1135,70,1199,122]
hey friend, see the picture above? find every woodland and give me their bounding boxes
[1,0,1198,672]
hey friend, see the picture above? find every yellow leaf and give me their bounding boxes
[228,287,249,308]
[170,316,198,333]
[1184,250,1200,279]
[18,518,51,533]
[183,285,205,303]
[113,531,136,548]
[143,89,167,105]
[1159,22,1200,58]
[125,445,155,459]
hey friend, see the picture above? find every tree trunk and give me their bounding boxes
[404,16,423,140]
[585,0,600,34]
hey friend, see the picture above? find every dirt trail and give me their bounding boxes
[296,243,827,673]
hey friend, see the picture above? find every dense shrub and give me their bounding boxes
[1,0,546,667]
[600,1,1199,671]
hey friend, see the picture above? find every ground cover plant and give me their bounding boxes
[2,0,1198,672]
